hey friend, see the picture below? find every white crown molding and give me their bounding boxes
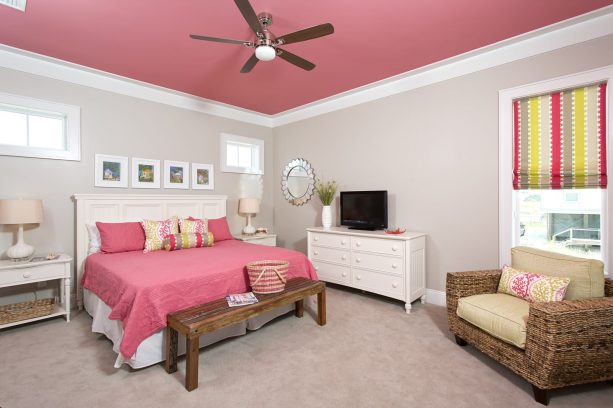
[0,6,612,128]
[0,45,274,127]
[271,6,613,126]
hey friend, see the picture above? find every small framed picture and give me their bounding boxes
[95,154,128,188]
[132,158,160,189]
[191,163,214,190]
[164,160,189,189]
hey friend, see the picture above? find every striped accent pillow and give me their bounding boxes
[163,232,214,251]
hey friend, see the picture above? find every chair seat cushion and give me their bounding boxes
[457,293,529,349]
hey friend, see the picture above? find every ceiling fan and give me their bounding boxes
[189,0,334,73]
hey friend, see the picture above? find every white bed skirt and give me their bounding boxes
[83,289,293,369]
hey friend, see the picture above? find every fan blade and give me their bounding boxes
[276,23,334,45]
[240,53,259,73]
[234,0,264,37]
[277,48,315,71]
[190,34,252,46]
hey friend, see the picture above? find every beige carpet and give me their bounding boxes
[1,285,612,408]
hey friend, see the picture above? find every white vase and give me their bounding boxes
[321,205,332,228]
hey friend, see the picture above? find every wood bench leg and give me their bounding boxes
[317,289,326,326]
[164,327,178,374]
[295,299,304,318]
[185,336,199,391]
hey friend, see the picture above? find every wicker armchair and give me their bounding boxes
[447,270,613,405]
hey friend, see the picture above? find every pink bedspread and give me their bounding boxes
[82,240,318,358]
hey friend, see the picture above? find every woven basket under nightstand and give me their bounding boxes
[0,298,55,325]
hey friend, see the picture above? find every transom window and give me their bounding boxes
[220,133,264,175]
[0,93,80,161]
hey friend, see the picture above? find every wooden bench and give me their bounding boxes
[164,277,326,391]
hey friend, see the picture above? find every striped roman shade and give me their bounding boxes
[513,82,607,189]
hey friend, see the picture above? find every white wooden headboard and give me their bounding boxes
[73,194,227,308]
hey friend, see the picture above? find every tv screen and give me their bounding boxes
[340,191,388,230]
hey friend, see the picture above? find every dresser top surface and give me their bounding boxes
[307,227,425,240]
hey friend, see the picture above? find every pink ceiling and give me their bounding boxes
[1,1,612,115]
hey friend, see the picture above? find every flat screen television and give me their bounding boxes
[340,191,388,230]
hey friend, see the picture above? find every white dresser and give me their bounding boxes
[307,227,426,313]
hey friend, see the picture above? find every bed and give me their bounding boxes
[74,194,317,368]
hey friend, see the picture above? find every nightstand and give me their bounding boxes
[0,254,72,328]
[233,234,277,247]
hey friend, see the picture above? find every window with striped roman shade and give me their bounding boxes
[512,82,607,190]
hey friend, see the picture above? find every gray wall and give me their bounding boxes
[0,67,273,303]
[273,34,613,292]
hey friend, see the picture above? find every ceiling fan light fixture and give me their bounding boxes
[255,45,276,61]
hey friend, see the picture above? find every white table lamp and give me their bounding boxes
[0,199,43,260]
[238,198,259,235]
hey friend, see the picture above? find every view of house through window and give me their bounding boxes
[517,189,602,259]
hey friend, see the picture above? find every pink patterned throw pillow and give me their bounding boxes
[497,265,570,303]
[141,216,179,252]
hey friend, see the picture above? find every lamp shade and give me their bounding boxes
[0,199,43,224]
[238,198,259,214]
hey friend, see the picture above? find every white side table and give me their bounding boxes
[233,234,277,247]
[0,254,72,329]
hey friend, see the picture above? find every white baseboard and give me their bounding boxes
[424,289,446,307]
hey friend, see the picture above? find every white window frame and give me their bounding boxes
[499,65,612,273]
[219,133,264,175]
[0,92,81,161]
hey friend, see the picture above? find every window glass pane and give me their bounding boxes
[28,115,65,149]
[226,143,238,167]
[0,110,27,146]
[238,145,252,168]
[252,145,260,171]
[518,189,602,259]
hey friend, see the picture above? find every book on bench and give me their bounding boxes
[226,292,258,307]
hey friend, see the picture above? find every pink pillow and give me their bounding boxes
[96,222,146,253]
[189,216,234,241]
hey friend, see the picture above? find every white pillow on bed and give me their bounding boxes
[86,223,101,255]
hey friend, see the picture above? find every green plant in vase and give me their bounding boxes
[315,180,337,228]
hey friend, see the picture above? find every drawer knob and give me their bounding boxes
[23,272,32,278]
[314,251,319,255]
[341,240,347,245]
[342,272,347,277]
[392,282,398,288]
[392,245,398,251]
[314,237,319,241]
[356,275,362,280]
[356,242,361,247]
[356,258,361,263]
[392,263,398,269]
[341,255,347,260]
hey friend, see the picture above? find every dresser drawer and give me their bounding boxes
[311,246,350,265]
[353,237,404,257]
[352,252,403,276]
[0,263,66,286]
[312,261,351,285]
[352,268,404,300]
[310,232,350,249]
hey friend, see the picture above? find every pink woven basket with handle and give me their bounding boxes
[246,260,289,294]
